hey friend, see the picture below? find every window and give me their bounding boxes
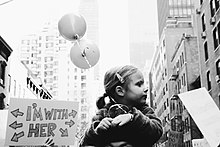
[81,83,86,89]
[169,0,173,5]
[174,8,178,16]
[202,14,206,32]
[163,39,165,47]
[216,59,220,75]
[81,75,86,81]
[173,0,177,6]
[81,106,87,111]
[183,8,187,15]
[213,27,219,49]
[13,80,16,96]
[81,90,86,97]
[8,74,11,92]
[187,8,192,15]
[210,0,216,17]
[0,61,7,87]
[81,98,86,104]
[204,41,209,61]
[170,9,174,16]
[179,9,183,16]
[177,0,181,5]
[81,113,87,119]
[207,71,212,90]
[164,102,166,110]
[183,73,186,86]
[187,0,191,5]
[200,0,203,5]
[182,52,184,64]
[219,95,220,108]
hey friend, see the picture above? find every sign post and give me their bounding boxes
[5,98,79,146]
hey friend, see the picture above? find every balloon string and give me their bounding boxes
[76,40,92,68]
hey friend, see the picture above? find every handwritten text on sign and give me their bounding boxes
[5,98,79,146]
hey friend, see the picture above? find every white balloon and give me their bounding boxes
[58,13,87,41]
[70,39,100,69]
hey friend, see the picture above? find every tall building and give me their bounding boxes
[149,19,194,146]
[19,18,97,144]
[157,0,194,38]
[168,35,203,147]
[195,0,220,107]
[0,36,13,109]
[128,0,156,72]
[18,20,73,100]
[77,1,101,143]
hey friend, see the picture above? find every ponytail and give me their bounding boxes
[96,93,108,109]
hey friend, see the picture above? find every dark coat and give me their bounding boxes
[79,103,163,147]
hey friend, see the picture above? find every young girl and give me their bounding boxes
[79,65,163,147]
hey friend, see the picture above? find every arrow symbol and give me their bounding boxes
[9,121,23,130]
[11,109,24,118]
[65,120,75,127]
[11,131,24,142]
[69,110,77,118]
[59,128,68,137]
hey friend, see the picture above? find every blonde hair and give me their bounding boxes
[96,65,138,109]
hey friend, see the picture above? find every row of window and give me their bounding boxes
[169,0,192,6]
[169,8,192,17]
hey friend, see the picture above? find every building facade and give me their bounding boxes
[149,19,195,146]
[195,0,220,107]
[157,0,194,38]
[0,36,13,109]
[169,35,203,147]
[151,0,220,146]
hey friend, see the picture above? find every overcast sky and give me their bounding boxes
[0,0,158,71]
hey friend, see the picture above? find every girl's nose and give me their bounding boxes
[144,87,148,93]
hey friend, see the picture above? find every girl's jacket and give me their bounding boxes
[79,103,163,147]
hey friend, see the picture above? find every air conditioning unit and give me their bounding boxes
[201,31,206,39]
[215,75,220,83]
[210,17,216,25]
[196,8,201,14]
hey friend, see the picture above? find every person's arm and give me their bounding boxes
[130,106,163,145]
[79,109,109,146]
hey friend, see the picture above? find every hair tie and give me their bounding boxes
[103,93,108,97]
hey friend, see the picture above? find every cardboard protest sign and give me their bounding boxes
[5,98,79,146]
[178,87,220,147]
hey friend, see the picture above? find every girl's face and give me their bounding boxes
[123,70,148,107]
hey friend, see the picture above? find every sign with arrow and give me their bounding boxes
[5,98,79,146]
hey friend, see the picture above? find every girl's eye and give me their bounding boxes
[136,81,144,87]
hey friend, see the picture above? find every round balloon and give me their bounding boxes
[70,39,100,69]
[58,13,87,41]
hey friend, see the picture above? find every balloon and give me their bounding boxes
[70,39,100,69]
[58,13,87,41]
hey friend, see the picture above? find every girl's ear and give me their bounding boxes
[115,86,125,96]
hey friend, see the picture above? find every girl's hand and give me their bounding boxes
[95,117,113,134]
[112,113,133,127]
